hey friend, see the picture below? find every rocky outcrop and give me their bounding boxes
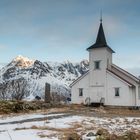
[0,56,89,100]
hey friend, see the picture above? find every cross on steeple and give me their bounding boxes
[100,10,102,23]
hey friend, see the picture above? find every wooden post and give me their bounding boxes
[45,83,51,103]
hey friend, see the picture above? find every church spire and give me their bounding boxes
[95,19,107,46]
[87,17,114,53]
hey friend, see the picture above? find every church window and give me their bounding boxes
[79,88,83,96]
[115,88,120,97]
[94,61,100,69]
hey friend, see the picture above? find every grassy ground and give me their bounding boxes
[0,102,140,140]
[0,100,66,114]
[0,100,140,117]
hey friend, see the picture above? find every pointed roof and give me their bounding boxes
[95,22,107,46]
[87,20,115,53]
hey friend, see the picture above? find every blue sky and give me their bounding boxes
[0,0,140,74]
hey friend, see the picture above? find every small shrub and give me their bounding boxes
[119,131,137,140]
[96,128,110,136]
[62,132,81,140]
[30,125,38,129]
[96,128,110,140]
[110,134,118,140]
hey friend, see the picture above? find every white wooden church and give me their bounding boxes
[71,19,140,107]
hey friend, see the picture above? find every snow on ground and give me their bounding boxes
[0,113,64,123]
[0,129,58,140]
[45,116,84,129]
[0,113,140,140]
[0,114,84,140]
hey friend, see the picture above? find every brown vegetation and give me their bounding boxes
[0,100,66,114]
[95,129,140,140]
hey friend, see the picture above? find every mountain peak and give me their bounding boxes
[0,58,89,100]
[13,55,31,61]
[12,55,34,68]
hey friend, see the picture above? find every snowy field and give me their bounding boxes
[0,112,140,140]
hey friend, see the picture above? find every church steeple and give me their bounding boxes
[95,21,107,46]
[95,10,107,46]
[87,18,114,53]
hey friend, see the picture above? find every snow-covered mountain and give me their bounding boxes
[0,55,89,100]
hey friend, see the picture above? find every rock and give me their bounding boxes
[82,131,96,140]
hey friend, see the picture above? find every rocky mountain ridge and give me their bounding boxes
[0,55,89,100]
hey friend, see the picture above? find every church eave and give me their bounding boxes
[107,69,135,87]
[86,21,115,53]
[86,44,115,53]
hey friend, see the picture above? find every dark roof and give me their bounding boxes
[107,69,135,87]
[111,64,140,82]
[87,22,115,53]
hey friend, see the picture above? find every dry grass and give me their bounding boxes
[14,121,83,139]
[61,131,81,140]
[15,124,82,139]
[14,127,27,131]
[3,104,140,140]
[14,122,82,131]
[13,118,140,140]
[1,102,140,117]
[37,131,59,138]
[38,134,47,138]
[104,107,140,117]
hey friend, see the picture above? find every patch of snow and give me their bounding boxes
[0,113,140,140]
[0,129,57,140]
[46,116,85,128]
[0,113,64,124]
